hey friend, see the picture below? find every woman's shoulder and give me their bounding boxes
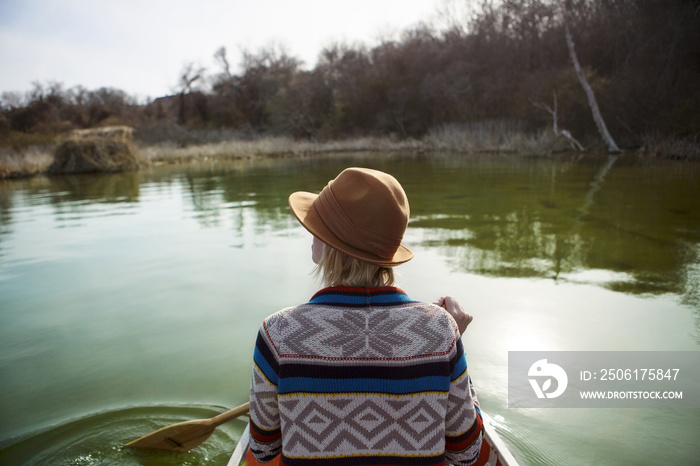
[264,300,456,326]
[398,301,461,334]
[260,302,319,330]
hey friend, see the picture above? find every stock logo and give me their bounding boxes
[528,359,568,399]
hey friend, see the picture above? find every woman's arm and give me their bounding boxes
[444,340,483,465]
[249,326,282,462]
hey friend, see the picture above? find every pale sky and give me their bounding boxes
[0,0,454,100]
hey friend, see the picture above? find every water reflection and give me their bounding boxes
[1,154,699,465]
[403,155,700,306]
[1,155,698,305]
[48,172,141,204]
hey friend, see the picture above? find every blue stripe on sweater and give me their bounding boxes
[309,288,416,306]
[278,375,450,395]
[309,293,415,305]
[254,345,279,385]
[450,353,468,381]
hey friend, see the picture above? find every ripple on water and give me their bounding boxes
[0,405,247,465]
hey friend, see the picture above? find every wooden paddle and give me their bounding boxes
[126,401,250,452]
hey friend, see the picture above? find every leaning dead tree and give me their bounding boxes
[563,7,620,153]
[531,90,585,151]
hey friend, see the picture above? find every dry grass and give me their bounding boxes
[48,126,147,174]
[0,146,54,179]
[140,135,427,163]
[424,121,559,154]
[641,133,700,160]
[139,122,559,164]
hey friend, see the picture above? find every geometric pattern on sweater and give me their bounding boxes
[278,393,448,457]
[447,371,476,434]
[273,288,454,360]
[276,306,452,360]
[249,287,483,466]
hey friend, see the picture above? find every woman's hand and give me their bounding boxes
[434,296,473,335]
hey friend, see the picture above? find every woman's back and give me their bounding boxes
[250,286,483,465]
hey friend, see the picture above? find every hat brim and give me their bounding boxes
[289,191,413,267]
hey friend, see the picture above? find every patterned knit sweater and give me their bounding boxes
[249,286,483,466]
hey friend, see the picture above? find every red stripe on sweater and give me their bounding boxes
[445,413,484,453]
[250,421,282,444]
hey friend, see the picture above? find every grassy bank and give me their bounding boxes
[1,125,698,179]
[141,135,426,164]
[0,146,54,179]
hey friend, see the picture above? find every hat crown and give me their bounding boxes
[314,168,409,262]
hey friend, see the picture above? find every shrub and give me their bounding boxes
[48,126,146,174]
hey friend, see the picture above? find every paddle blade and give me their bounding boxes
[126,419,216,452]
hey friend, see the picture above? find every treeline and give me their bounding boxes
[2,0,699,153]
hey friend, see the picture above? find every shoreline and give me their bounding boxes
[1,132,698,180]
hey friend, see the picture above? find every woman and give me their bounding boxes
[249,167,482,465]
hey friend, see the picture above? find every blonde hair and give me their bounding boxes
[314,245,395,287]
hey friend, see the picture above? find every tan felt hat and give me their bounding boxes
[289,167,413,266]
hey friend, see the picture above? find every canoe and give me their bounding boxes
[227,411,519,466]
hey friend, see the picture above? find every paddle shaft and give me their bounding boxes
[209,401,250,428]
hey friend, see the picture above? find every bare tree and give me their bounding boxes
[234,44,300,129]
[177,63,205,124]
[433,0,475,35]
[178,63,205,95]
[563,5,620,153]
[531,90,585,151]
[214,46,233,83]
[1,91,24,110]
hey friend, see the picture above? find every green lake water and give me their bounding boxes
[0,153,698,465]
